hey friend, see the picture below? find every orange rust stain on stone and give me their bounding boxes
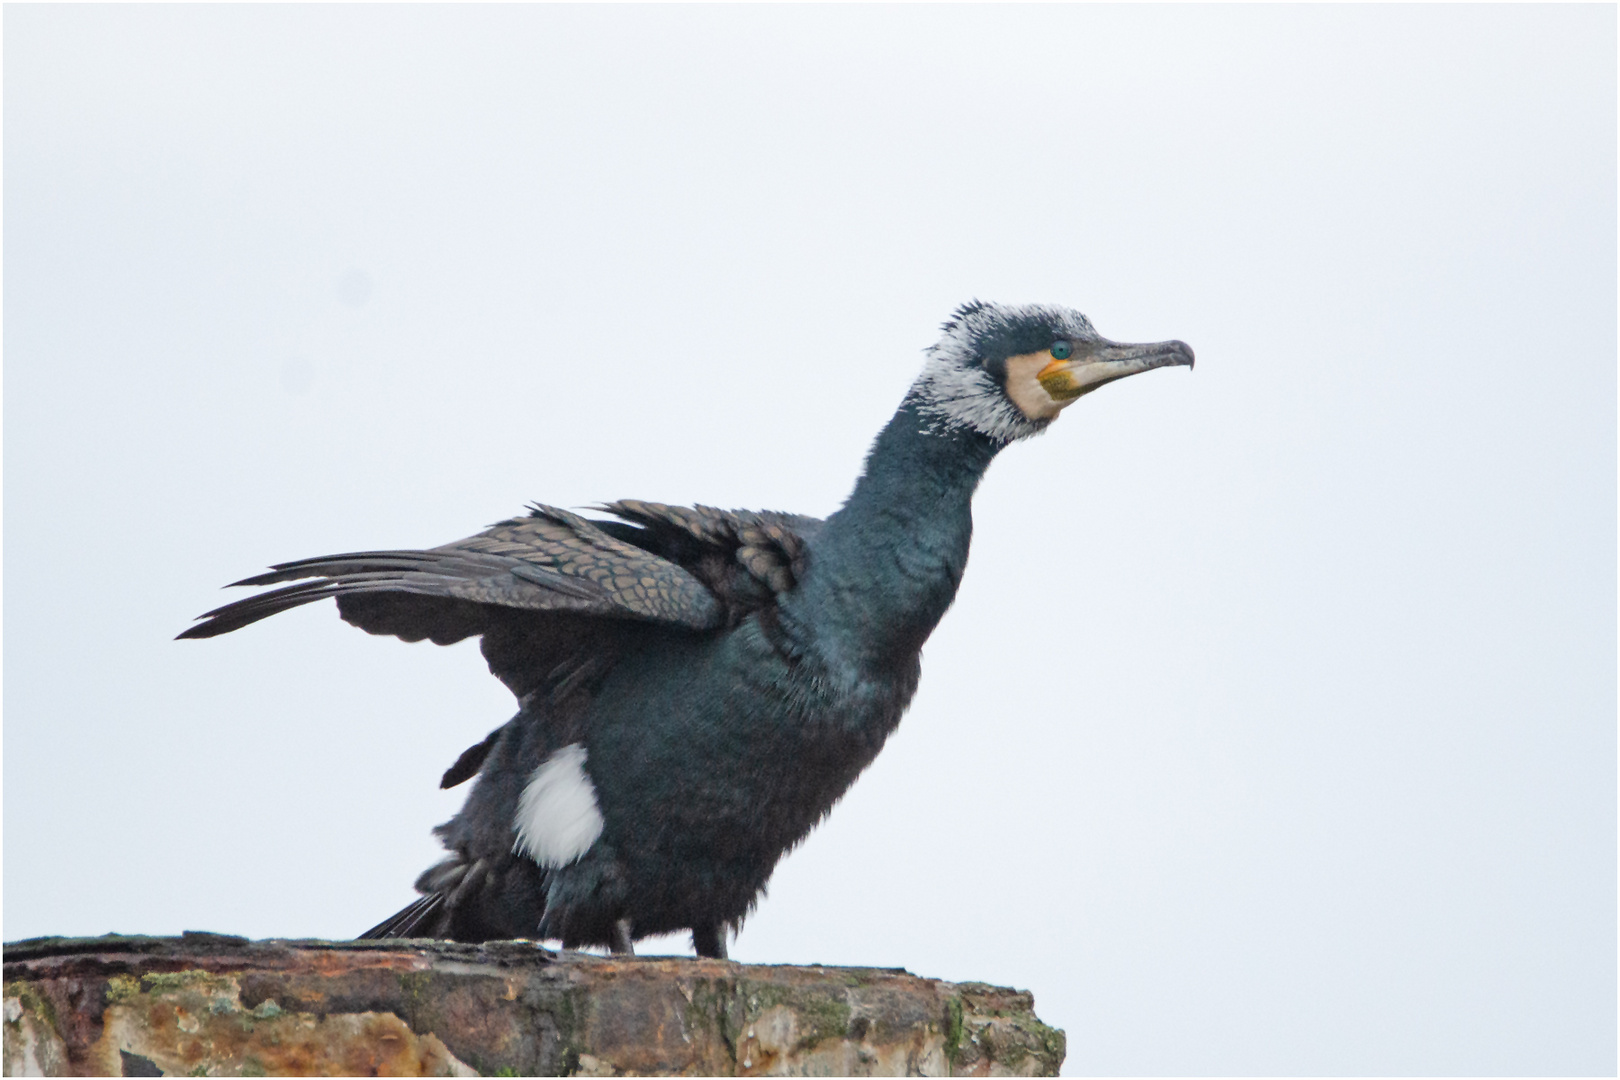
[307,950,430,977]
[86,971,474,1077]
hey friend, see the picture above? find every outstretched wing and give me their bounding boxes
[177,504,726,643]
[179,499,821,792]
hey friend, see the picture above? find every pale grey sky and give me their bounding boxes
[5,5,1614,1075]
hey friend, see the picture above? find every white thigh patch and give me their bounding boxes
[512,743,605,868]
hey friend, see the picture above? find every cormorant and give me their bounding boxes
[180,300,1192,959]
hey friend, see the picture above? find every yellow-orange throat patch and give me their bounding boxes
[1036,358,1083,402]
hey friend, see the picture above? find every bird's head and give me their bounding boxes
[912,300,1194,443]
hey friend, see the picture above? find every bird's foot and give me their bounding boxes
[610,918,635,956]
[692,923,728,960]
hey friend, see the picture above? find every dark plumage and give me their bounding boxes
[180,301,1192,958]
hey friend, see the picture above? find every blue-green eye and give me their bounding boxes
[1050,341,1072,360]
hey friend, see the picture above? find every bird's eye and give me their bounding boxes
[1050,341,1073,360]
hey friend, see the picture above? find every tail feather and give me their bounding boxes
[358,893,445,940]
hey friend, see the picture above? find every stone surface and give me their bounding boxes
[2,935,1064,1077]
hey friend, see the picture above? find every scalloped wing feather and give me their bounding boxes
[177,504,725,641]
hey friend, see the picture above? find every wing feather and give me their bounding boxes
[177,504,723,640]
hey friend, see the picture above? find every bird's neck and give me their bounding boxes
[797,394,1002,670]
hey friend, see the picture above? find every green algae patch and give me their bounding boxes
[105,974,142,1005]
[738,980,854,1050]
[1026,1015,1067,1068]
[397,970,434,1029]
[143,969,231,995]
[4,979,59,1033]
[943,994,966,1064]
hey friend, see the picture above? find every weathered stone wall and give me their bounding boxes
[3,934,1064,1077]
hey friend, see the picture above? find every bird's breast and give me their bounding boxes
[585,620,918,866]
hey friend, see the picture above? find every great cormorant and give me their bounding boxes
[180,300,1193,959]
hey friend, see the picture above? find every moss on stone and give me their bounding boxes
[943,995,965,1064]
[142,969,227,995]
[3,980,59,1037]
[682,977,737,1054]
[738,981,853,1050]
[1029,1016,1067,1067]
[548,984,589,1077]
[105,975,141,1004]
[396,970,433,1031]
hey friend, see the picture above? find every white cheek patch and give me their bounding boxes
[913,354,1046,443]
[512,743,605,868]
